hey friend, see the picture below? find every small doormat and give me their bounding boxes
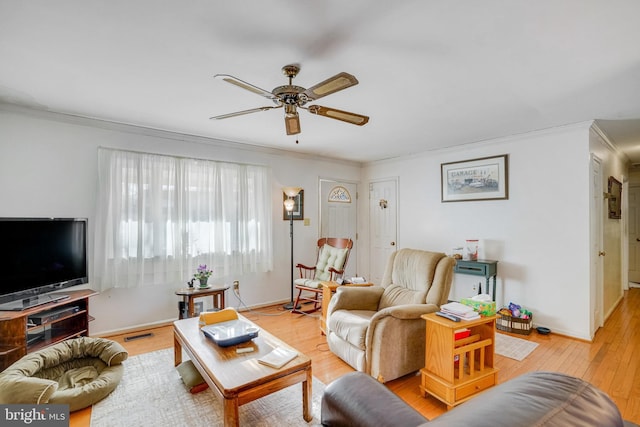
[495,333,539,361]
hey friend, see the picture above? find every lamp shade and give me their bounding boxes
[283,186,303,198]
[284,198,295,211]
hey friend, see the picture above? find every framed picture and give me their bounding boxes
[608,176,622,219]
[441,154,508,202]
[283,189,304,220]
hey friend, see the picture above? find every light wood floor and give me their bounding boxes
[72,288,640,425]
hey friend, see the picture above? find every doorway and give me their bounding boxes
[369,178,398,284]
[628,185,640,287]
[590,155,604,335]
[319,179,358,278]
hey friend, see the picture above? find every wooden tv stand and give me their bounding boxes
[0,289,97,371]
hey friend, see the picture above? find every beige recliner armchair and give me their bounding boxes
[326,249,455,383]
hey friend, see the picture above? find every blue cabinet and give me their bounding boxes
[454,259,498,301]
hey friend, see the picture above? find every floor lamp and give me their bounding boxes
[283,186,302,310]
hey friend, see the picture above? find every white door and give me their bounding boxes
[369,178,398,284]
[319,179,358,278]
[590,156,604,334]
[628,186,640,284]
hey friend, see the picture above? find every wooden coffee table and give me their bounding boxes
[173,315,312,427]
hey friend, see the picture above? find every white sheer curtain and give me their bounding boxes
[93,148,272,290]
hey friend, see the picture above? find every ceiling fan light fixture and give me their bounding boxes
[211,66,367,135]
[285,115,301,135]
[285,104,298,117]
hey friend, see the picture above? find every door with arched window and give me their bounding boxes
[319,179,358,279]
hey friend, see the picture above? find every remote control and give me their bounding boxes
[436,311,461,322]
[236,347,254,354]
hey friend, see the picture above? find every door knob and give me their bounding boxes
[390,242,396,246]
[598,251,606,256]
[637,238,640,242]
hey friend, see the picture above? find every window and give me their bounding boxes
[94,148,272,290]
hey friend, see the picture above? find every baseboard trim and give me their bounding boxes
[93,319,175,338]
[93,300,291,338]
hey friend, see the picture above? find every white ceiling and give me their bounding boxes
[1,1,640,163]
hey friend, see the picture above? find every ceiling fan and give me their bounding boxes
[210,64,369,136]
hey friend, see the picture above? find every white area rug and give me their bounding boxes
[495,333,539,361]
[91,348,323,426]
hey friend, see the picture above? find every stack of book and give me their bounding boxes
[440,301,480,320]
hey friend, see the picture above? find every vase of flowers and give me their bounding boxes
[194,264,212,288]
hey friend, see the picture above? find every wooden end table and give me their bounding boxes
[173,315,312,427]
[175,285,229,318]
[420,313,498,409]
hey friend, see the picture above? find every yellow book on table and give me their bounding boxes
[258,347,298,369]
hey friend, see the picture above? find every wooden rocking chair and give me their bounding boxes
[292,237,353,314]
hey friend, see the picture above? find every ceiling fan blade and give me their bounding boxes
[214,74,279,102]
[210,105,281,120]
[307,105,369,126]
[303,72,359,101]
[285,114,301,135]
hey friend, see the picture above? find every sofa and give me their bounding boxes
[326,249,455,383]
[321,371,639,427]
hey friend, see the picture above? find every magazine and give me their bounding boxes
[257,346,298,369]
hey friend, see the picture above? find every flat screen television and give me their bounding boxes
[0,217,88,311]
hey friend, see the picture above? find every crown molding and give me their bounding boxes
[0,102,362,167]
[590,121,630,165]
[366,121,595,167]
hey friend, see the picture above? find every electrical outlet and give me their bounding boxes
[233,280,240,293]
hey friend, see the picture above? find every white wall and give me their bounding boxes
[0,106,361,335]
[0,105,627,341]
[362,124,596,339]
